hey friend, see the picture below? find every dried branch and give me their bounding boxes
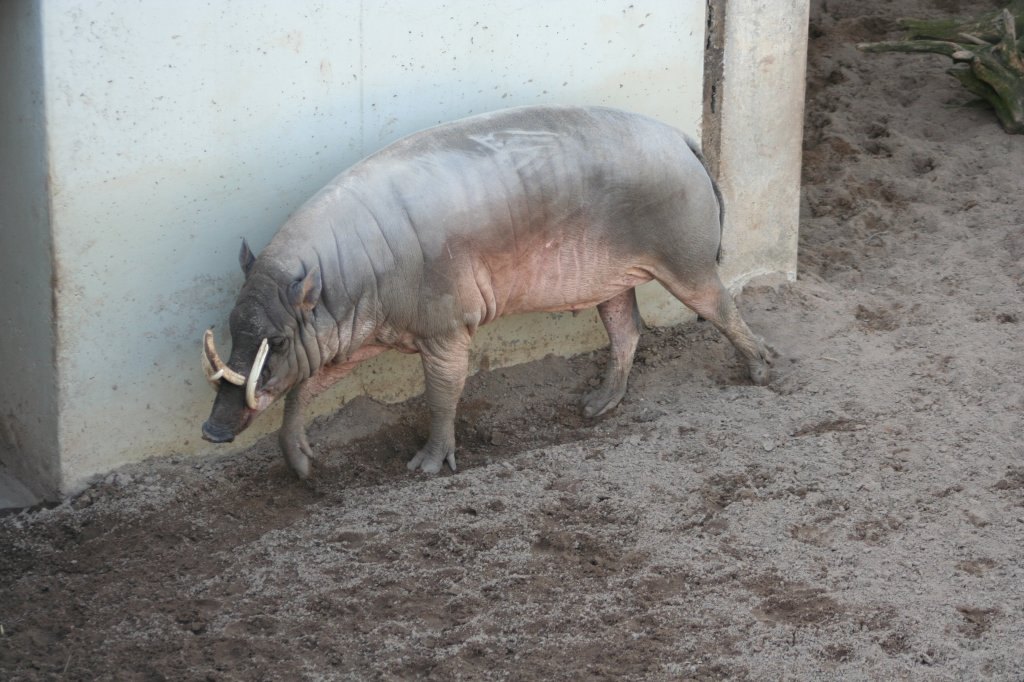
[858,7,1024,134]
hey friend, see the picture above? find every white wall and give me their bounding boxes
[0,0,59,499]
[38,0,708,493]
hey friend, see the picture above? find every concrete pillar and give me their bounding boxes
[0,0,60,501]
[715,0,808,285]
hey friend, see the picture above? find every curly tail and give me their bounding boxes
[683,135,725,264]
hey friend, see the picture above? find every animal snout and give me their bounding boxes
[201,420,236,443]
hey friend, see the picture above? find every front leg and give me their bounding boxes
[406,331,472,475]
[277,345,388,479]
[279,379,315,479]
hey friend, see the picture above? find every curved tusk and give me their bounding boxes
[245,338,269,410]
[203,328,246,386]
[201,338,219,387]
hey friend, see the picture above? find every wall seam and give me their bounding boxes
[41,0,63,499]
[701,0,726,179]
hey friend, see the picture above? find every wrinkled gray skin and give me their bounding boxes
[202,105,770,478]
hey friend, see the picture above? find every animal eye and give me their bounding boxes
[269,337,289,351]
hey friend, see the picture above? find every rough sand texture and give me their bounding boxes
[2,1,1023,679]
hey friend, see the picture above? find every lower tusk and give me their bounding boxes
[245,338,269,410]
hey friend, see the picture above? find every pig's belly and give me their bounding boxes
[488,245,655,316]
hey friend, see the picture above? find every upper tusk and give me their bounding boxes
[203,328,246,386]
[201,337,218,386]
[245,338,270,410]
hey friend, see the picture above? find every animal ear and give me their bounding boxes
[288,265,321,311]
[239,239,257,278]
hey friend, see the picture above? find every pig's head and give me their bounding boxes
[201,240,322,443]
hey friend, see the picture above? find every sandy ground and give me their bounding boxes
[3,0,1024,679]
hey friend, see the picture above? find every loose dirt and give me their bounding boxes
[3,0,1023,678]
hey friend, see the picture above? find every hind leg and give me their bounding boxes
[658,271,771,385]
[582,288,644,418]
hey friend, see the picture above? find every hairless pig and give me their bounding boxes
[201,105,771,478]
